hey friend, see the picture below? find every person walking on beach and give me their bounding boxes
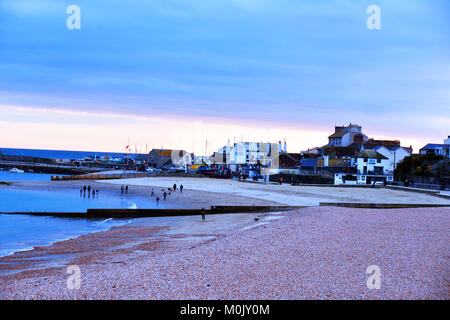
[279,177,283,185]
[80,189,83,197]
[125,185,128,193]
[88,185,91,193]
[173,183,177,192]
[163,191,167,200]
[150,188,155,197]
[180,184,183,193]
[121,185,124,193]
[156,197,160,207]
[83,185,86,194]
[92,189,96,197]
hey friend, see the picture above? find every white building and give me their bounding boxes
[355,150,390,175]
[334,150,394,185]
[372,146,411,172]
[445,136,450,145]
[212,141,284,166]
[328,123,368,147]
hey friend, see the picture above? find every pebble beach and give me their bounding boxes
[1,206,448,300]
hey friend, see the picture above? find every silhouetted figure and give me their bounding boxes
[92,189,95,197]
[121,185,124,193]
[83,185,86,194]
[201,208,206,221]
[88,185,91,193]
[80,189,83,197]
[163,191,167,200]
[180,185,183,193]
[150,188,155,197]
[125,185,128,193]
[156,197,160,207]
[173,184,177,192]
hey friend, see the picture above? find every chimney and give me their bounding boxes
[283,140,287,153]
[278,141,282,153]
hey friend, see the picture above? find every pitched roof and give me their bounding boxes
[356,150,388,159]
[420,143,448,150]
[279,153,301,167]
[328,130,346,139]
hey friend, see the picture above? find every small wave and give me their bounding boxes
[128,203,137,209]
[97,218,113,224]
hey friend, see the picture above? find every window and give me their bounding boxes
[377,158,381,163]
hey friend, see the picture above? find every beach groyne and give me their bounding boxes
[319,202,450,209]
[0,205,300,218]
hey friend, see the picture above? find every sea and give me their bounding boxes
[0,169,159,259]
[0,147,145,160]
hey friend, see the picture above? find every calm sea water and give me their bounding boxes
[0,214,131,257]
[0,171,59,182]
[0,185,161,258]
[0,147,143,160]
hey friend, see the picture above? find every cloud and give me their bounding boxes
[0,0,449,152]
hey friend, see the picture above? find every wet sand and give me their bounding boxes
[1,179,281,210]
[1,206,448,300]
[0,179,279,279]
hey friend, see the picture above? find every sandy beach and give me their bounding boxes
[102,176,450,206]
[1,179,281,210]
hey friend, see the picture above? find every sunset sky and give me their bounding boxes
[0,0,449,155]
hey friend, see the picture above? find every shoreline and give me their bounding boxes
[0,179,282,275]
[0,179,282,210]
[0,178,449,299]
[1,206,448,299]
[0,210,277,278]
[0,217,133,262]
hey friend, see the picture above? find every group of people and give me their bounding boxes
[120,185,129,193]
[150,183,184,206]
[80,185,99,198]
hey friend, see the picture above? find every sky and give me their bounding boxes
[0,0,449,155]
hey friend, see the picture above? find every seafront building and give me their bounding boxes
[147,149,193,169]
[419,136,450,158]
[303,123,413,185]
[205,140,301,178]
[327,123,368,147]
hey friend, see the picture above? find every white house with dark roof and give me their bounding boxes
[328,123,368,147]
[419,136,450,158]
[372,146,411,171]
[334,150,393,185]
